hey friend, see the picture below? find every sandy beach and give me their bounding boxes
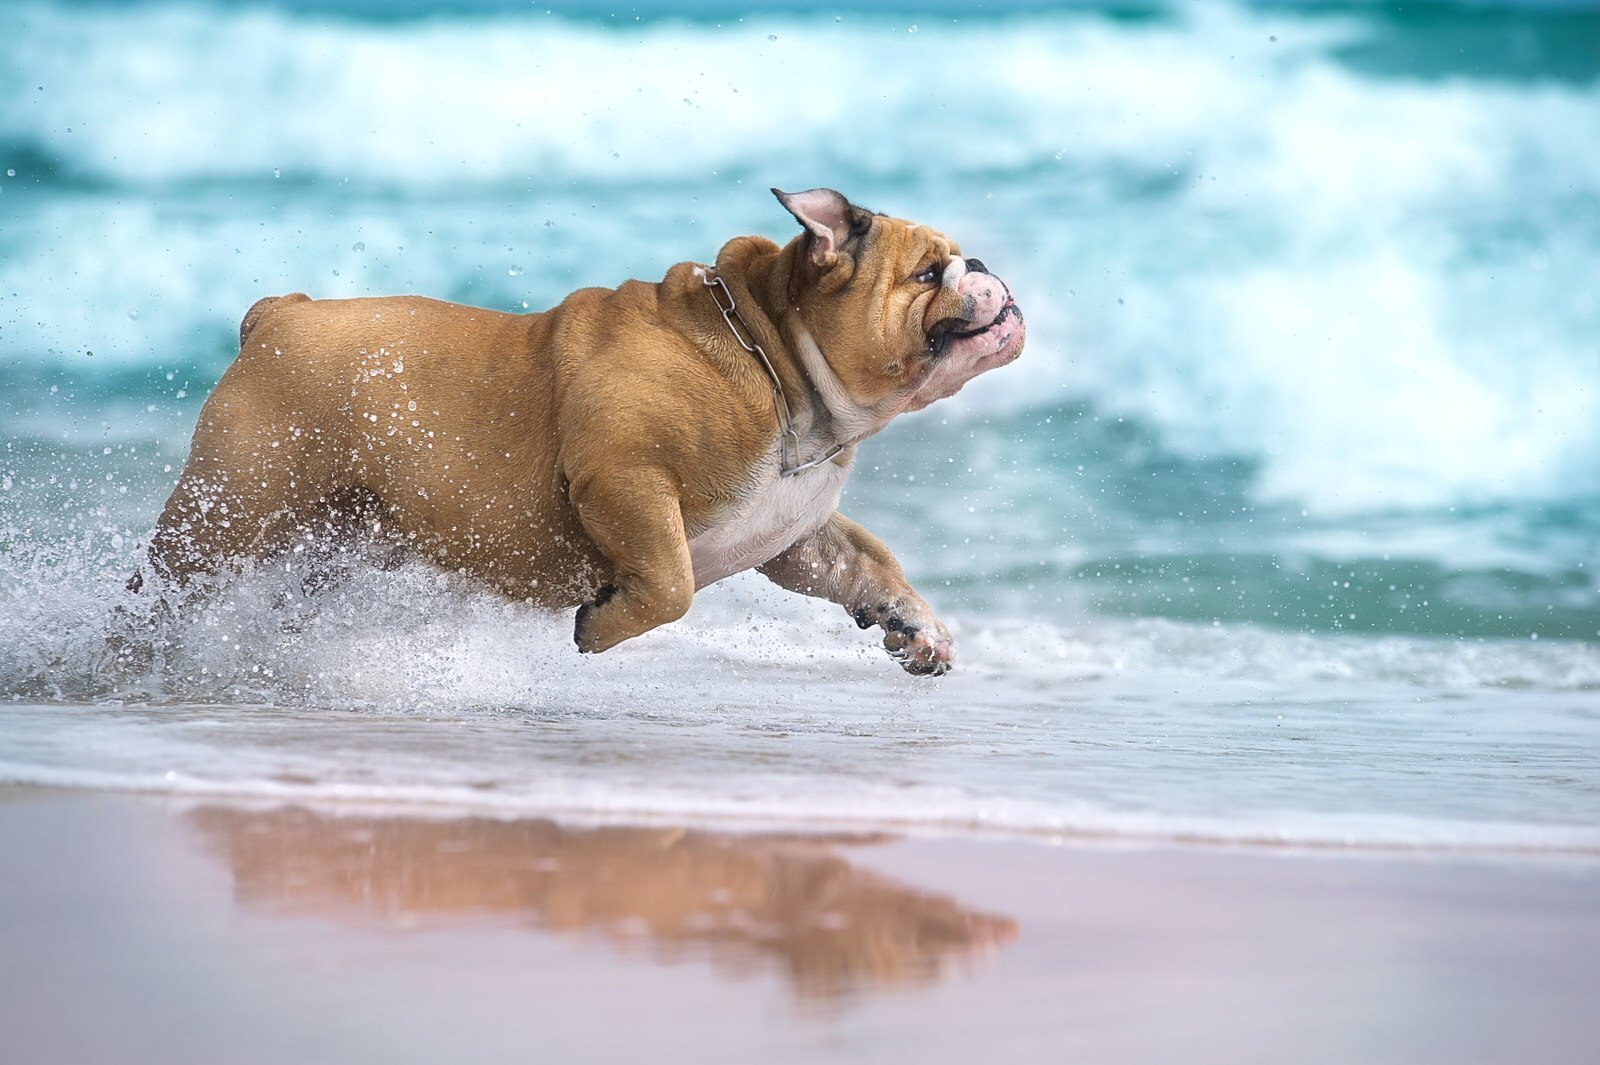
[2,785,1596,1065]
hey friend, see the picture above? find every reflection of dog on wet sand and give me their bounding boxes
[137,188,1024,675]
[189,805,1017,997]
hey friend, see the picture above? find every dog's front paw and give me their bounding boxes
[853,602,954,677]
[573,583,618,653]
[884,618,954,676]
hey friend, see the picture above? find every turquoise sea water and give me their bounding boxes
[1,0,1597,850]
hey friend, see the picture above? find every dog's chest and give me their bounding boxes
[688,455,850,588]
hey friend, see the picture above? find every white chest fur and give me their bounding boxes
[687,450,852,589]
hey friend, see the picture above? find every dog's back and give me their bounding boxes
[147,293,601,603]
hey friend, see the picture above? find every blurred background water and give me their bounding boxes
[1,0,1597,850]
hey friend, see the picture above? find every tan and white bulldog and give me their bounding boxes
[140,188,1025,675]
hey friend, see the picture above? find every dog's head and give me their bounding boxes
[774,187,1025,418]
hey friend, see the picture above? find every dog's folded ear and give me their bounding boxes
[772,187,873,269]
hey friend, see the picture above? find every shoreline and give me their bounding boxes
[4,784,1599,1064]
[4,777,1598,862]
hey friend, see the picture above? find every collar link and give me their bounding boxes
[702,271,846,476]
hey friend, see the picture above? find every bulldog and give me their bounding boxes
[139,188,1024,675]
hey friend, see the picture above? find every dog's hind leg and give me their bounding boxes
[142,379,330,591]
[292,485,409,601]
[114,427,307,677]
[140,293,328,590]
[144,453,310,589]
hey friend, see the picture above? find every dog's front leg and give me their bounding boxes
[568,469,695,653]
[759,513,954,676]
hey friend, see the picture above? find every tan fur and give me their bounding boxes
[145,190,1024,674]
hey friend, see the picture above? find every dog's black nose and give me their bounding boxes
[964,257,988,275]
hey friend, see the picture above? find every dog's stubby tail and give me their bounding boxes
[239,292,312,348]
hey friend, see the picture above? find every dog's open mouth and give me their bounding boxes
[928,295,1022,356]
[948,298,1020,340]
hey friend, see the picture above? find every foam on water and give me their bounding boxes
[5,553,1600,707]
[2,549,1598,852]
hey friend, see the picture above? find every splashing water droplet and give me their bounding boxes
[352,241,366,252]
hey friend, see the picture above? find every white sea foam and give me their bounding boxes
[4,552,1597,709]
[2,538,1598,851]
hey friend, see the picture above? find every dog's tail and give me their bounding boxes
[239,292,312,348]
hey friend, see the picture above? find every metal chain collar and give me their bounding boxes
[702,272,846,476]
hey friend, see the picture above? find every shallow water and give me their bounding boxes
[2,0,1598,853]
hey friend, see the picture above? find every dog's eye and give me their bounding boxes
[912,263,942,285]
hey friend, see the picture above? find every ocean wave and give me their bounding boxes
[5,4,1595,193]
[3,0,1598,514]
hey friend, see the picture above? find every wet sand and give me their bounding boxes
[2,786,1597,1065]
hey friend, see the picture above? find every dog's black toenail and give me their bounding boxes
[903,656,949,677]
